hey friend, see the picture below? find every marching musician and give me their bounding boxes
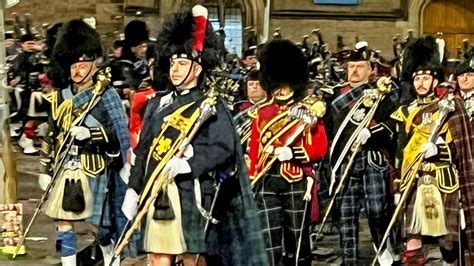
[109,20,150,109]
[454,56,474,122]
[234,69,268,114]
[453,54,474,263]
[363,36,474,265]
[233,69,269,155]
[122,5,267,265]
[39,20,130,266]
[9,33,46,154]
[241,45,258,70]
[247,39,328,266]
[128,47,159,149]
[327,41,400,265]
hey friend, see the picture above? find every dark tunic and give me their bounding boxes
[129,88,268,265]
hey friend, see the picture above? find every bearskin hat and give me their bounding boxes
[401,35,443,82]
[155,6,223,73]
[52,19,103,69]
[124,20,149,48]
[258,39,308,100]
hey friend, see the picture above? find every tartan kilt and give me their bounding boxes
[44,166,93,221]
[177,177,215,253]
[144,183,186,254]
[44,160,109,225]
[404,177,459,242]
[87,169,110,225]
[253,166,311,266]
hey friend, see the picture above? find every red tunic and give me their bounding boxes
[129,87,155,148]
[247,99,328,183]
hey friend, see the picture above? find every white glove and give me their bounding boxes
[421,142,438,159]
[178,139,194,160]
[359,128,372,145]
[182,144,194,160]
[70,126,91,141]
[121,188,139,220]
[119,162,131,184]
[274,147,293,161]
[394,193,401,205]
[303,177,314,201]
[38,174,52,191]
[163,156,192,180]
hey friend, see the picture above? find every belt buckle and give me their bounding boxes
[69,145,79,156]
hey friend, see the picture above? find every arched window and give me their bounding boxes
[208,7,243,57]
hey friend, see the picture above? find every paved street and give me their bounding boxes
[0,144,446,265]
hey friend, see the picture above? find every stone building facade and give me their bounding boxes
[5,0,473,58]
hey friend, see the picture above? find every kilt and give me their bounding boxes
[44,158,109,225]
[254,166,311,266]
[404,174,459,244]
[144,183,187,254]
[44,165,93,221]
[336,150,389,265]
[177,178,216,253]
[87,168,109,226]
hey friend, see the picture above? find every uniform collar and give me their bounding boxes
[416,92,437,105]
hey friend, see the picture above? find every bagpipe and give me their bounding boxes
[12,67,112,259]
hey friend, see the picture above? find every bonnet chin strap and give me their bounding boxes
[73,60,95,86]
[168,4,208,89]
[170,60,195,89]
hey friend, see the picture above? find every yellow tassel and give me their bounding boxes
[411,183,447,237]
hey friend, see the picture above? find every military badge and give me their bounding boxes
[352,108,366,123]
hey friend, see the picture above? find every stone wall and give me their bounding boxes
[6,0,123,35]
[4,0,165,50]
[1,0,452,59]
[269,19,410,59]
[269,0,411,58]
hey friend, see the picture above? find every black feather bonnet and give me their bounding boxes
[155,7,222,73]
[257,39,308,100]
[402,35,443,82]
[52,19,103,68]
[124,20,149,48]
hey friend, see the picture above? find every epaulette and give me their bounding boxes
[248,106,258,119]
[299,94,326,118]
[390,104,409,122]
[300,94,324,105]
[42,90,57,103]
[43,90,60,120]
